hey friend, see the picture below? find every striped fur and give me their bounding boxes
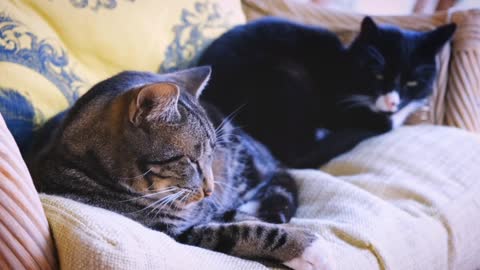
[26,67,321,267]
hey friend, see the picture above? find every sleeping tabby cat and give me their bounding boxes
[198,17,456,168]
[27,67,328,269]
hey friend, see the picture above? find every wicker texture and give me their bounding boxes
[242,0,480,131]
[0,114,57,270]
[445,9,480,131]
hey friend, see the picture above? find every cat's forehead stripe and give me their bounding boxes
[178,98,215,145]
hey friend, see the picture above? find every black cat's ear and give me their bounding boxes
[421,23,457,53]
[360,16,379,38]
[129,82,181,126]
[170,66,211,99]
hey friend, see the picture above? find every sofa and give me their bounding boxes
[1,1,480,269]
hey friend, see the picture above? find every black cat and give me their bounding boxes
[198,16,456,168]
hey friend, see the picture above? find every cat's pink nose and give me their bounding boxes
[203,188,213,197]
[385,99,398,110]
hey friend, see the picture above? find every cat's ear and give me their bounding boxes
[420,23,457,53]
[129,82,181,126]
[359,16,379,38]
[170,66,211,99]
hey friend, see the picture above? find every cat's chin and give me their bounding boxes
[372,104,399,114]
[183,194,207,206]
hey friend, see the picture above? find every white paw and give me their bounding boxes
[390,100,427,129]
[283,237,333,270]
[391,113,406,129]
[237,200,260,215]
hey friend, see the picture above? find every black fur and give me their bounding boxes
[198,16,456,167]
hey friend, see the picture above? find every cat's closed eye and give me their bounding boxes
[149,155,185,165]
[406,81,418,87]
[148,165,180,179]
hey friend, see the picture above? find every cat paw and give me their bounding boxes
[390,100,427,129]
[390,113,406,129]
[239,195,295,224]
[283,236,333,270]
[257,211,288,224]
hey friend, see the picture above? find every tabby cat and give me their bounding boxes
[198,17,456,168]
[27,67,328,269]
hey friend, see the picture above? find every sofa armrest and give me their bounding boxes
[445,9,480,131]
[0,114,57,269]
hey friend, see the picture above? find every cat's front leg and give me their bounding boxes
[335,109,392,132]
[176,221,332,269]
[352,100,425,131]
[352,100,425,132]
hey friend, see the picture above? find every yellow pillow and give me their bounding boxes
[0,0,245,150]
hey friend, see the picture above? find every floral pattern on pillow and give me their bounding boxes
[0,13,83,150]
[159,1,233,72]
[68,0,135,11]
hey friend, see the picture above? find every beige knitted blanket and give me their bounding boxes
[41,125,480,270]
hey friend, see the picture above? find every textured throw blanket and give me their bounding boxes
[41,125,480,270]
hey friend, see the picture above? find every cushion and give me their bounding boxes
[0,112,57,269]
[241,0,480,131]
[0,0,245,150]
[41,125,480,269]
[454,0,480,10]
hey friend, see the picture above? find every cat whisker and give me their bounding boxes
[178,190,191,205]
[150,204,170,219]
[216,125,245,135]
[344,100,372,109]
[215,116,233,134]
[153,194,183,219]
[168,191,186,209]
[215,119,231,135]
[117,187,177,203]
[128,195,173,214]
[152,190,188,219]
[338,95,374,111]
[215,104,246,134]
[214,181,237,189]
[216,131,242,138]
[127,188,182,214]
[214,181,238,193]
[153,190,186,213]
[215,126,244,141]
[338,95,372,105]
[152,190,186,218]
[216,133,243,144]
[151,199,173,218]
[207,193,223,210]
[154,193,179,210]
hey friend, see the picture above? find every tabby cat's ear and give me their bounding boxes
[171,66,211,99]
[359,16,379,38]
[420,23,457,54]
[129,83,181,126]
